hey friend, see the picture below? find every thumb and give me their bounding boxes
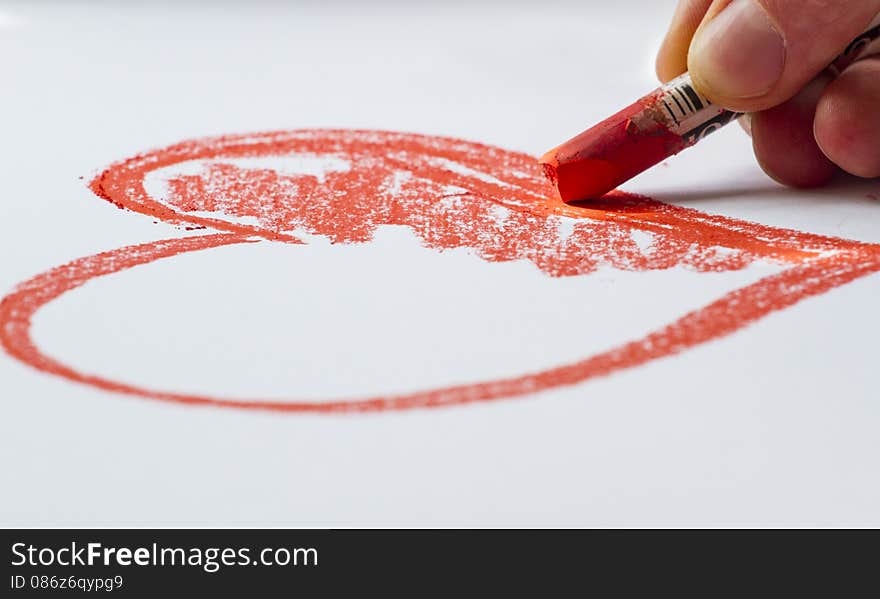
[688,0,880,111]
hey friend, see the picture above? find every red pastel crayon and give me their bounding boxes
[540,73,737,203]
[541,20,880,202]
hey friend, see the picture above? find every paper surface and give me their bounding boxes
[2,0,879,526]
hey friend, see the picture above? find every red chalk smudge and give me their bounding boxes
[2,129,879,413]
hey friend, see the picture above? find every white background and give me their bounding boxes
[1,0,879,526]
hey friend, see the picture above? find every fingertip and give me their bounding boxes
[815,57,880,179]
[656,47,685,83]
[688,0,786,109]
[656,29,690,83]
[690,0,880,113]
[656,0,713,82]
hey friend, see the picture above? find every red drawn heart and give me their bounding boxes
[2,129,879,412]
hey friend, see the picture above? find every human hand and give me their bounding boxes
[657,0,880,187]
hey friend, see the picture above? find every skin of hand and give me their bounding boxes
[656,0,880,187]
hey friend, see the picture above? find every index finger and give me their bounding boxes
[656,0,713,82]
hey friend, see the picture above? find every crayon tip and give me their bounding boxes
[539,147,618,202]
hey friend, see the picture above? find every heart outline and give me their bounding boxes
[2,129,878,412]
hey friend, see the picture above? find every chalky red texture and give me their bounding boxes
[2,129,879,413]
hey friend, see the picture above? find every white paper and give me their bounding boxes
[2,0,879,526]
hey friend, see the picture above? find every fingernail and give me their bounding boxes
[690,0,785,99]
